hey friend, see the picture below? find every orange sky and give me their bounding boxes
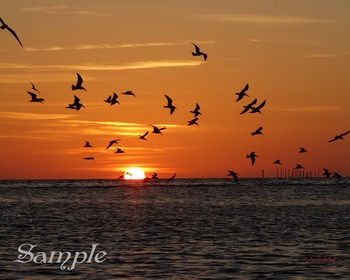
[1,0,349,179]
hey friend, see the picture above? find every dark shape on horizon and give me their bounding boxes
[298,147,308,153]
[84,141,93,148]
[164,95,176,115]
[66,95,85,110]
[149,124,166,135]
[103,95,112,103]
[166,173,176,183]
[273,159,282,165]
[235,84,249,102]
[246,151,258,166]
[110,92,120,105]
[251,127,263,136]
[27,91,44,103]
[0,17,23,48]
[115,148,125,154]
[106,139,121,150]
[333,172,342,179]
[250,100,266,114]
[328,130,349,143]
[190,103,202,117]
[121,90,136,97]
[139,131,149,140]
[188,117,199,126]
[83,157,95,160]
[191,42,207,61]
[30,82,40,95]
[323,168,332,178]
[228,170,238,182]
[240,98,257,115]
[151,172,159,179]
[294,164,304,170]
[71,73,87,91]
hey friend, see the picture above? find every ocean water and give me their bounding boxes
[0,178,349,279]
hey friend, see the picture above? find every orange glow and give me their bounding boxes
[124,168,146,180]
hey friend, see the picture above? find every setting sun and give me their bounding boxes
[124,168,146,180]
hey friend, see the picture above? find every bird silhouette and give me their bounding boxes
[103,95,112,103]
[166,173,176,183]
[191,42,207,61]
[333,172,342,179]
[30,82,40,95]
[251,127,263,136]
[190,103,202,117]
[0,18,23,48]
[71,73,87,91]
[294,164,304,169]
[164,95,177,115]
[84,141,93,148]
[235,84,249,102]
[250,100,266,114]
[246,151,258,166]
[298,147,308,153]
[151,172,159,179]
[115,148,125,154]
[83,157,95,160]
[66,95,85,110]
[27,91,44,103]
[227,170,238,182]
[110,92,120,105]
[328,131,349,142]
[322,168,332,178]
[106,139,121,150]
[240,98,257,115]
[188,117,199,126]
[149,124,166,135]
[273,159,282,165]
[121,90,136,97]
[139,131,149,140]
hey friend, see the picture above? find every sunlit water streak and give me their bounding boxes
[0,178,349,279]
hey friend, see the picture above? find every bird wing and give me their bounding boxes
[251,156,256,166]
[195,103,200,111]
[340,130,350,137]
[143,131,149,137]
[256,100,266,110]
[164,95,173,106]
[191,42,200,52]
[27,91,36,99]
[4,22,23,48]
[248,98,257,107]
[76,73,83,87]
[105,143,113,150]
[242,84,249,93]
[202,53,207,61]
[73,95,80,104]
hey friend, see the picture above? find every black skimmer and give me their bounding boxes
[298,147,308,153]
[190,103,202,117]
[83,157,95,160]
[103,95,112,103]
[188,117,199,126]
[149,124,166,135]
[110,92,120,105]
[139,131,149,140]
[115,148,125,154]
[164,95,176,115]
[66,95,85,111]
[30,82,40,95]
[251,127,263,136]
[84,141,93,148]
[235,84,249,102]
[71,73,87,91]
[0,17,23,47]
[121,91,136,97]
[328,131,349,142]
[191,42,207,61]
[27,91,44,103]
[250,100,266,114]
[105,139,121,150]
[322,168,332,178]
[240,98,257,115]
[273,159,282,165]
[228,170,238,182]
[246,152,258,166]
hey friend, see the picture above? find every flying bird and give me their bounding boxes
[323,168,332,178]
[164,95,176,115]
[103,95,112,103]
[190,103,202,117]
[228,170,238,182]
[235,84,249,102]
[298,147,308,153]
[251,127,263,136]
[105,139,121,150]
[166,173,176,183]
[273,159,282,165]
[30,82,40,95]
[71,73,87,91]
[110,92,120,105]
[149,124,166,135]
[151,172,159,179]
[240,98,257,115]
[83,157,95,160]
[84,141,93,148]
[121,91,136,97]
[66,95,85,110]
[328,131,349,142]
[294,164,304,170]
[0,17,23,48]
[250,100,266,114]
[115,148,125,154]
[188,117,199,126]
[139,131,149,140]
[246,151,258,166]
[27,91,44,103]
[191,42,207,61]
[333,172,342,179]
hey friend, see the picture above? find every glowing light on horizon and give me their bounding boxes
[124,168,146,180]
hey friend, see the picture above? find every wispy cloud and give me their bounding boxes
[272,106,342,112]
[306,54,337,58]
[22,6,109,16]
[198,14,335,24]
[0,60,203,71]
[0,111,71,120]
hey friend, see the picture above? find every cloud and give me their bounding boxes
[22,6,109,16]
[306,54,337,58]
[0,60,203,71]
[0,111,71,120]
[198,14,335,24]
[272,106,342,112]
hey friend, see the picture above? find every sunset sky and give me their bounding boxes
[1,0,349,179]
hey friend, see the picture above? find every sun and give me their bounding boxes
[124,167,146,180]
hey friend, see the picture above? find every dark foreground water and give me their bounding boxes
[0,178,349,279]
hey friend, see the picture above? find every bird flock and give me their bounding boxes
[1,16,348,180]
